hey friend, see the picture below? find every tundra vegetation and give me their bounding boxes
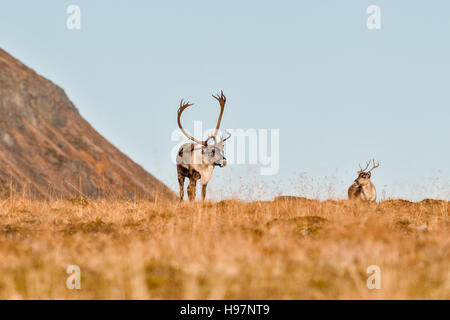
[0,194,448,299]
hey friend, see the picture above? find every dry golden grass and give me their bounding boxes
[0,196,448,299]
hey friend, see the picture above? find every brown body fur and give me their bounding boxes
[348,183,362,200]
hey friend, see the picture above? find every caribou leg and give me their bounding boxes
[187,179,197,201]
[187,171,201,201]
[178,176,185,201]
[201,184,207,201]
[177,165,186,201]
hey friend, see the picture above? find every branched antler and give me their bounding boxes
[368,159,380,172]
[358,160,371,173]
[177,99,205,145]
[177,91,229,146]
[221,130,232,142]
[358,159,380,173]
[212,90,227,139]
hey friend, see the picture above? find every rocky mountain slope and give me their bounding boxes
[0,48,175,200]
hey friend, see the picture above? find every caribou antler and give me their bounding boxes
[212,90,226,139]
[368,159,380,172]
[177,99,205,145]
[178,92,228,145]
[358,160,371,173]
[358,159,380,173]
[221,130,232,142]
[205,134,216,145]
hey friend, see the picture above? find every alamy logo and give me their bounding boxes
[366,265,381,289]
[66,265,81,290]
[367,5,381,30]
[66,5,81,30]
[171,121,280,176]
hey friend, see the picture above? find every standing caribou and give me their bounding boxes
[176,91,231,201]
[348,159,380,202]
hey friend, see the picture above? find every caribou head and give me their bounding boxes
[355,159,380,186]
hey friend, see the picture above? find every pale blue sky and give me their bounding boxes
[1,1,449,200]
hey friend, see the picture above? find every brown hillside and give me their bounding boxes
[0,48,175,200]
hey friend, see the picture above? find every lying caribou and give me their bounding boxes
[176,91,231,201]
[348,159,380,202]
